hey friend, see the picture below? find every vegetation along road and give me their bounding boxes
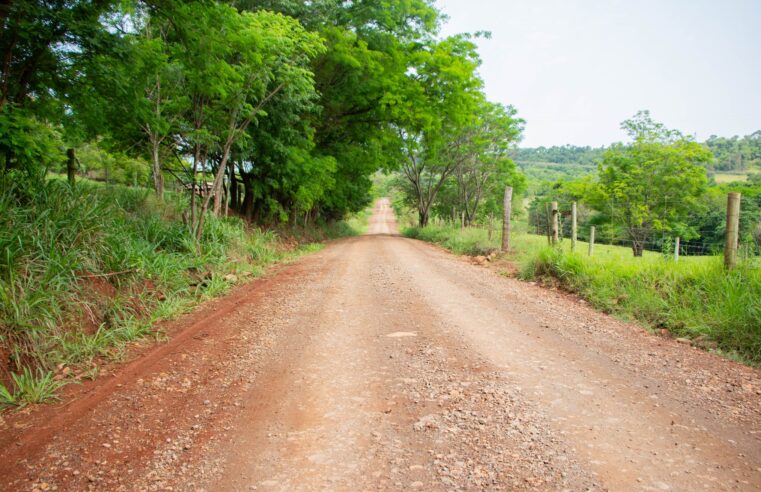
[1,199,758,491]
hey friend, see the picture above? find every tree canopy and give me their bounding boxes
[1,0,523,236]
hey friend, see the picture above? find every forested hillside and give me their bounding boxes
[513,114,761,257]
[705,132,761,171]
[513,145,607,166]
[514,131,761,185]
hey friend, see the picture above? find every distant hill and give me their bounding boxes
[705,131,761,171]
[511,146,605,186]
[514,133,761,187]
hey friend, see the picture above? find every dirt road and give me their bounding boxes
[2,199,760,491]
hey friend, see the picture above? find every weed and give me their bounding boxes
[0,367,66,407]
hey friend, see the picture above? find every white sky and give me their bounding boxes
[436,0,761,147]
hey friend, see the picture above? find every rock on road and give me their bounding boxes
[2,198,760,491]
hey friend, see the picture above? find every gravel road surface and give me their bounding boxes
[2,199,759,491]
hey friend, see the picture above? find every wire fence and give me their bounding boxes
[527,200,760,265]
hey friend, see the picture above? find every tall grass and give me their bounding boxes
[523,247,760,362]
[404,222,761,365]
[0,180,354,404]
[403,224,500,256]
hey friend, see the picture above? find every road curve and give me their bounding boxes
[2,198,759,491]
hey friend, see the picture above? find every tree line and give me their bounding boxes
[512,145,606,166]
[0,0,521,237]
[705,132,761,172]
[514,132,761,174]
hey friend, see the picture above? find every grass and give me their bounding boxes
[343,206,373,235]
[403,223,500,256]
[0,179,362,406]
[403,221,761,365]
[0,367,67,408]
[712,166,761,184]
[714,172,749,184]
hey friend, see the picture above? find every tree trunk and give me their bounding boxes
[243,176,254,222]
[190,146,200,237]
[66,148,77,186]
[212,165,223,215]
[211,143,235,215]
[229,165,238,213]
[418,208,429,227]
[222,180,228,217]
[151,141,164,200]
[632,240,644,257]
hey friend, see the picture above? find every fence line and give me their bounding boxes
[530,194,758,264]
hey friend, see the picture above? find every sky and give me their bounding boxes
[436,0,761,147]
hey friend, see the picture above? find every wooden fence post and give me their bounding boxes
[551,201,559,246]
[674,237,680,262]
[588,226,595,256]
[461,210,465,230]
[66,148,78,186]
[488,214,494,242]
[544,203,551,245]
[724,192,741,269]
[571,201,577,252]
[501,186,513,252]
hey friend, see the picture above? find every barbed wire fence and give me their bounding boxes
[433,190,757,268]
[532,193,758,267]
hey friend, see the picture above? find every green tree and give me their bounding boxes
[395,35,485,226]
[203,9,323,216]
[594,111,712,256]
[238,0,443,220]
[76,11,188,198]
[0,0,118,183]
[0,105,64,186]
[0,0,116,112]
[451,102,524,225]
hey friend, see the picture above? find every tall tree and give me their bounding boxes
[452,102,523,224]
[0,0,115,111]
[593,111,712,256]
[184,6,323,236]
[0,0,117,181]
[236,0,443,220]
[396,35,484,226]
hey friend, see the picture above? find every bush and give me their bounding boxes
[0,104,64,185]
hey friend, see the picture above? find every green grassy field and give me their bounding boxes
[516,160,597,190]
[403,222,761,365]
[714,172,749,183]
[711,165,761,184]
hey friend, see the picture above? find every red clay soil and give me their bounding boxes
[1,198,759,491]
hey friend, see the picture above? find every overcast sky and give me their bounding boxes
[436,0,761,147]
